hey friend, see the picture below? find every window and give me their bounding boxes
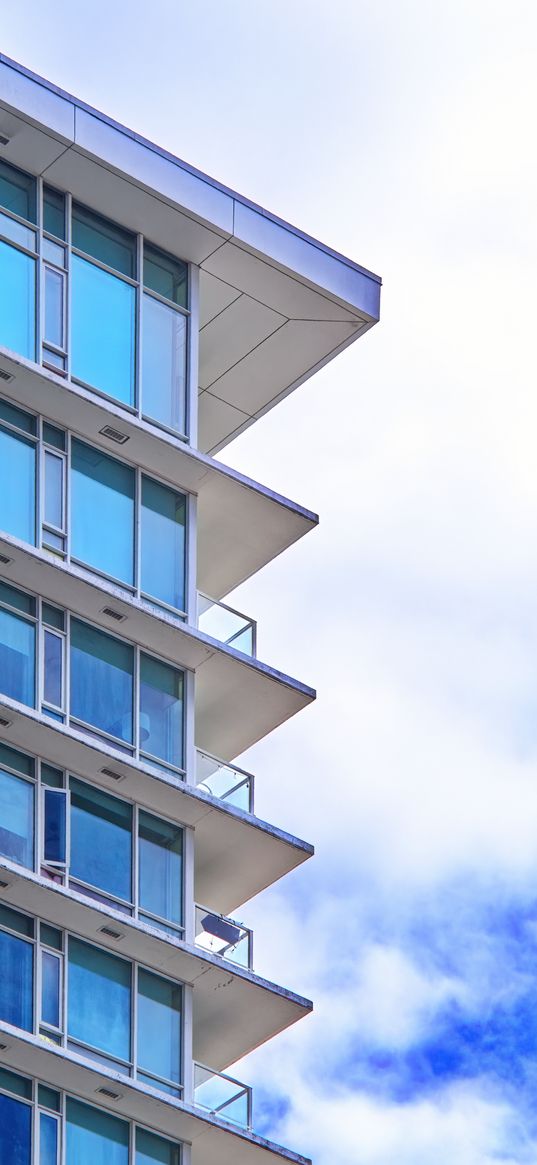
[142,243,188,435]
[0,764,33,867]
[71,439,135,584]
[0,239,36,360]
[67,1098,129,1165]
[140,655,183,769]
[139,811,183,931]
[68,937,131,1067]
[70,778,132,905]
[0,582,36,707]
[0,1089,31,1165]
[70,619,134,745]
[141,478,186,611]
[0,422,36,543]
[136,1129,181,1165]
[43,186,65,240]
[0,905,34,1032]
[137,969,182,1095]
[0,160,36,223]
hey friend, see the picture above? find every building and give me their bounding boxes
[0,54,381,1165]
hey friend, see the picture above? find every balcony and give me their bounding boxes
[194,1063,252,1130]
[196,748,255,814]
[195,904,252,969]
[197,592,256,656]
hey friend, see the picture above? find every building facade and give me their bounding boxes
[0,55,380,1165]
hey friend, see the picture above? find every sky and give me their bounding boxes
[3,2,537,1162]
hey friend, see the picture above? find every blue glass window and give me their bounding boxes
[140,655,183,769]
[0,424,35,544]
[39,1113,58,1165]
[0,926,33,1031]
[70,779,132,904]
[71,255,135,406]
[72,205,136,278]
[144,245,187,307]
[137,969,181,1093]
[0,160,36,223]
[71,440,134,584]
[44,789,67,864]
[44,630,62,708]
[44,451,64,530]
[70,620,134,744]
[139,811,183,930]
[0,1092,31,1165]
[44,267,64,348]
[0,766,33,867]
[68,938,131,1064]
[66,1098,129,1165]
[41,950,60,1028]
[43,186,65,239]
[0,604,35,707]
[141,478,186,611]
[142,295,186,434]
[136,1128,180,1165]
[0,242,36,360]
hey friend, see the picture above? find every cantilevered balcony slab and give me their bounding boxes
[0,1027,310,1165]
[0,860,311,1071]
[0,52,380,455]
[0,348,317,601]
[0,702,312,913]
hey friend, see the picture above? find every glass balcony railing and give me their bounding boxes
[195,905,252,969]
[195,749,255,814]
[194,1063,252,1129]
[197,592,257,657]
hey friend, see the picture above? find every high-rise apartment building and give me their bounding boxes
[0,55,380,1165]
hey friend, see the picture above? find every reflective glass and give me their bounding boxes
[66,1098,129,1165]
[68,938,131,1063]
[0,928,33,1030]
[139,655,183,768]
[0,742,34,777]
[0,1091,31,1165]
[0,581,35,616]
[41,923,62,951]
[70,620,134,744]
[0,398,36,435]
[42,604,64,631]
[43,422,65,451]
[144,244,187,307]
[0,903,34,936]
[72,205,136,278]
[43,187,65,240]
[71,440,134,584]
[71,255,135,405]
[0,767,33,867]
[70,778,132,903]
[0,210,36,250]
[136,1128,180,1165]
[0,606,35,706]
[0,241,35,360]
[137,969,181,1090]
[44,451,63,529]
[0,160,36,223]
[44,267,64,348]
[0,1067,32,1099]
[44,630,62,707]
[44,789,66,864]
[42,238,65,267]
[141,478,185,610]
[41,950,60,1027]
[142,294,186,433]
[0,424,35,544]
[38,1085,61,1111]
[139,811,182,928]
[43,349,65,372]
[39,1112,58,1165]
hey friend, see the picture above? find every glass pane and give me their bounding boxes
[137,969,181,1089]
[144,244,187,307]
[0,767,33,867]
[0,903,34,936]
[0,581,35,616]
[0,741,34,777]
[43,187,65,240]
[0,1092,31,1165]
[0,398,36,436]
[71,440,134,584]
[44,631,62,707]
[140,655,183,768]
[39,1112,58,1165]
[70,778,132,903]
[41,923,62,950]
[66,1098,129,1165]
[43,349,66,372]
[44,267,64,348]
[38,1084,61,1111]
[0,425,36,543]
[68,937,131,1063]
[72,205,136,278]
[71,255,135,406]
[44,451,63,529]
[0,159,36,223]
[43,422,65,451]
[0,1067,32,1099]
[0,606,35,706]
[41,950,60,1027]
[0,241,36,360]
[70,619,134,743]
[0,928,33,1030]
[142,294,186,433]
[139,811,182,928]
[42,238,65,267]
[0,210,36,250]
[136,1128,180,1165]
[44,789,66,864]
[41,763,63,788]
[42,603,64,631]
[141,478,186,611]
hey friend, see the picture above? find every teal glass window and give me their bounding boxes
[0,742,33,777]
[39,1112,58,1165]
[141,478,186,611]
[0,160,36,223]
[0,399,36,436]
[0,424,35,544]
[43,187,65,240]
[142,294,186,433]
[70,778,132,904]
[0,604,35,707]
[144,245,187,307]
[0,766,33,867]
[68,938,131,1065]
[136,1128,180,1165]
[70,620,134,744]
[139,811,183,930]
[66,1098,129,1165]
[0,1091,31,1165]
[71,255,135,406]
[0,241,36,360]
[71,440,134,584]
[0,581,35,616]
[139,655,183,769]
[137,969,181,1094]
[38,1084,61,1111]
[73,205,136,278]
[0,926,33,1031]
[41,950,60,1028]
